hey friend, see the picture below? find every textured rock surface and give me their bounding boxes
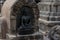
[0,17,7,39]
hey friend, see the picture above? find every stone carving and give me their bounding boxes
[1,0,40,40]
[48,25,60,40]
[16,6,35,35]
[11,0,39,35]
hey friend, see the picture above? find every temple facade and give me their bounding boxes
[0,0,60,40]
[38,0,60,33]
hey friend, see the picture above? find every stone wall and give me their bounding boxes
[37,0,60,33]
[0,0,6,13]
[0,17,7,39]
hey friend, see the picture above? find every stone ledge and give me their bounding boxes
[6,32,43,40]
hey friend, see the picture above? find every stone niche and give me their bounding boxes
[1,0,43,40]
[11,0,39,34]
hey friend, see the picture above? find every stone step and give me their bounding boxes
[6,32,43,40]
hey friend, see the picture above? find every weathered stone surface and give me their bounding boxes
[0,17,7,39]
[37,0,60,34]
[2,0,39,35]
[1,0,17,34]
[6,32,43,40]
[48,25,60,40]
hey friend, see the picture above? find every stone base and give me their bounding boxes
[6,32,43,40]
[6,34,16,40]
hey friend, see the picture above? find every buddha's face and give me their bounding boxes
[53,32,60,40]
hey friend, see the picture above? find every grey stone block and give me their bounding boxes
[38,4,50,11]
[57,6,60,12]
[51,6,56,12]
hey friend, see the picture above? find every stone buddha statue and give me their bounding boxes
[16,6,34,35]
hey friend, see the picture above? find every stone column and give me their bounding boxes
[0,17,8,39]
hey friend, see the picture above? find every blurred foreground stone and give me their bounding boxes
[0,17,7,39]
